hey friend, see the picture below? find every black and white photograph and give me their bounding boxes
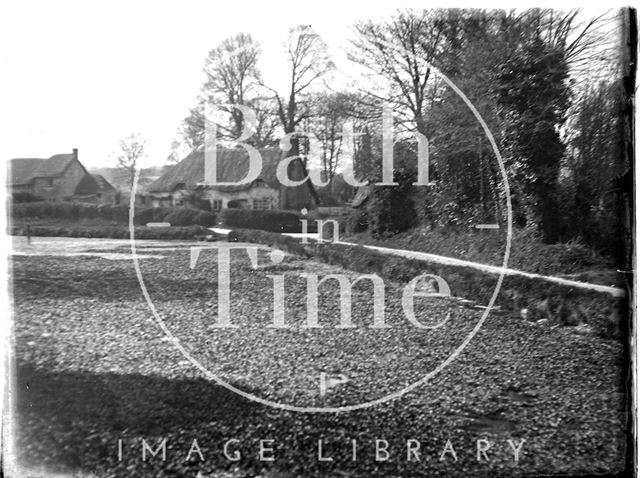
[1,2,636,477]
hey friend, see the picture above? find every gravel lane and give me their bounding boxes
[8,244,628,477]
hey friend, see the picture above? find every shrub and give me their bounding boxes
[98,204,131,223]
[133,208,157,226]
[193,210,217,227]
[133,207,176,225]
[11,192,43,203]
[10,202,104,220]
[76,204,101,219]
[134,226,206,239]
[152,207,175,222]
[9,224,206,240]
[55,202,79,219]
[10,201,218,228]
[366,168,416,237]
[11,202,52,219]
[164,208,216,227]
[219,208,302,233]
[347,208,368,234]
[346,224,613,277]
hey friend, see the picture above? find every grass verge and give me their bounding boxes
[229,228,627,339]
[344,226,618,279]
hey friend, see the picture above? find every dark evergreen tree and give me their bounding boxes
[366,142,418,237]
[496,36,570,243]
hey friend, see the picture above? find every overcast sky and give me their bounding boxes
[0,1,621,169]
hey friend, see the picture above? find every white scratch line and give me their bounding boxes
[190,247,202,269]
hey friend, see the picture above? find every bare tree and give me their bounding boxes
[166,139,184,165]
[250,97,279,148]
[351,10,459,136]
[514,9,617,83]
[310,92,353,191]
[182,33,273,151]
[265,25,334,208]
[203,33,262,138]
[116,133,146,190]
[275,26,334,132]
[182,103,205,151]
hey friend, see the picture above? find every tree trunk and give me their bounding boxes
[540,186,560,244]
[280,138,319,210]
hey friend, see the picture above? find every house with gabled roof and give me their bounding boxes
[146,147,282,211]
[7,148,117,204]
[73,173,118,204]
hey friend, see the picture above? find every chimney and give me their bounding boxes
[72,148,78,159]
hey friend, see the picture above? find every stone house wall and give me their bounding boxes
[32,161,86,201]
[201,185,280,211]
[145,185,280,211]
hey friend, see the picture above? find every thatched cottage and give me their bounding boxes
[8,149,117,204]
[145,147,282,210]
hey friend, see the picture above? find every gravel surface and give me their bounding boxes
[7,240,629,477]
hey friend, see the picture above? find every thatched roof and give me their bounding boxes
[8,152,77,186]
[147,147,282,193]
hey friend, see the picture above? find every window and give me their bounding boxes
[211,199,223,211]
[252,197,271,210]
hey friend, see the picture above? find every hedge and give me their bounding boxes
[164,208,216,227]
[11,202,130,222]
[9,225,206,240]
[219,208,303,233]
[229,228,627,340]
[133,207,176,225]
[347,208,369,233]
[11,192,43,203]
[10,202,215,227]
